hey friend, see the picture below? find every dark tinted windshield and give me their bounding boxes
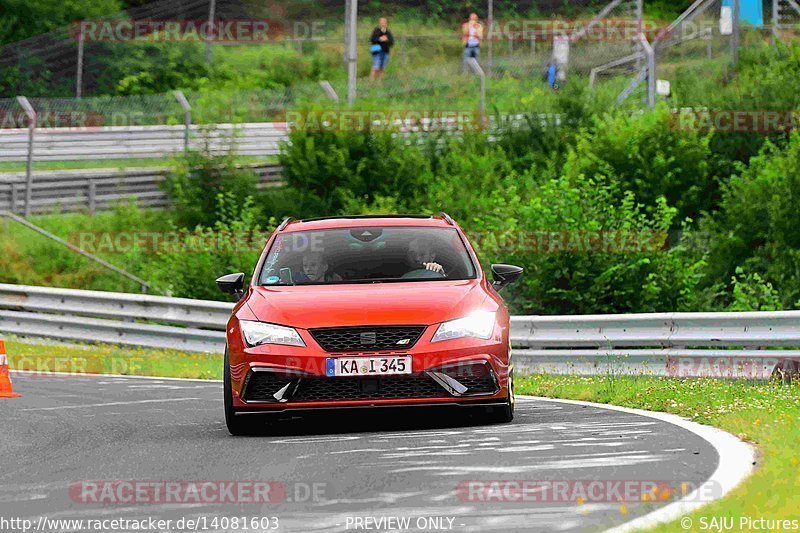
[259,226,476,285]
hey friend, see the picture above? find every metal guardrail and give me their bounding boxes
[1,284,799,379]
[0,284,232,353]
[0,163,283,215]
[511,313,800,378]
[0,122,288,162]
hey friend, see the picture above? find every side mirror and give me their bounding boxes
[216,272,245,300]
[491,264,523,292]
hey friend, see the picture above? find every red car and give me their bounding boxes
[216,214,523,435]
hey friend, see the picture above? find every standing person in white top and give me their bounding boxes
[461,13,483,72]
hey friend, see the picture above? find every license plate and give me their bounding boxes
[326,356,412,377]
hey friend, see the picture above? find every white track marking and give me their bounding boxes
[519,396,756,533]
[20,398,206,411]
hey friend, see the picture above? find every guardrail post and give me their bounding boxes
[466,57,486,114]
[10,184,18,216]
[173,91,192,152]
[16,96,36,218]
[88,179,96,214]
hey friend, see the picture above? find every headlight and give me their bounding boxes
[431,311,496,343]
[240,320,305,347]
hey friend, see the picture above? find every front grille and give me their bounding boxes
[309,326,427,352]
[292,375,449,402]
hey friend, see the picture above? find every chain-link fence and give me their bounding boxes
[0,0,651,99]
[5,1,797,131]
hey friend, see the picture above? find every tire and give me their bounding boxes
[224,348,254,436]
[486,369,515,424]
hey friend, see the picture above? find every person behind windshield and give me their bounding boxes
[295,251,342,283]
[407,238,445,275]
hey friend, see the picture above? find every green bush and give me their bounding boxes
[419,147,705,314]
[162,142,260,229]
[277,128,433,217]
[145,195,269,300]
[562,105,715,224]
[695,133,800,309]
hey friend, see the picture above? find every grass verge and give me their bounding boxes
[517,374,800,532]
[6,338,221,380]
[0,155,276,173]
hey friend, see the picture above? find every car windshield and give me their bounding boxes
[259,226,477,285]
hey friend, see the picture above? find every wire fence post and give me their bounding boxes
[487,0,493,70]
[173,91,192,152]
[639,34,656,109]
[205,0,216,64]
[346,0,358,107]
[466,57,485,115]
[76,22,85,99]
[772,0,779,44]
[16,96,36,218]
[635,0,643,68]
[401,36,407,65]
[732,0,740,67]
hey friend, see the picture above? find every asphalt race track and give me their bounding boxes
[0,373,719,532]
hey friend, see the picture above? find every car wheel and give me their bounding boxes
[224,348,254,436]
[489,369,515,423]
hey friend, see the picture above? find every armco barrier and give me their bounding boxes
[0,284,798,378]
[0,163,283,214]
[0,122,288,162]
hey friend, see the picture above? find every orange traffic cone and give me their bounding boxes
[0,339,21,398]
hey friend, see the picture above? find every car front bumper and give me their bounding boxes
[227,330,511,411]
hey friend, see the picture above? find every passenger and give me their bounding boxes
[296,251,342,282]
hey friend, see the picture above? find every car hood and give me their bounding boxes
[247,280,489,329]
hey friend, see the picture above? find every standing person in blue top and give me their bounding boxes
[370,17,394,81]
[461,12,483,72]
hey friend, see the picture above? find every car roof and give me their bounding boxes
[280,214,456,232]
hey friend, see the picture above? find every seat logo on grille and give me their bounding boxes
[396,338,411,345]
[360,332,377,345]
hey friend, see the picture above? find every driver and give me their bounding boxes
[296,251,342,282]
[407,238,445,275]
